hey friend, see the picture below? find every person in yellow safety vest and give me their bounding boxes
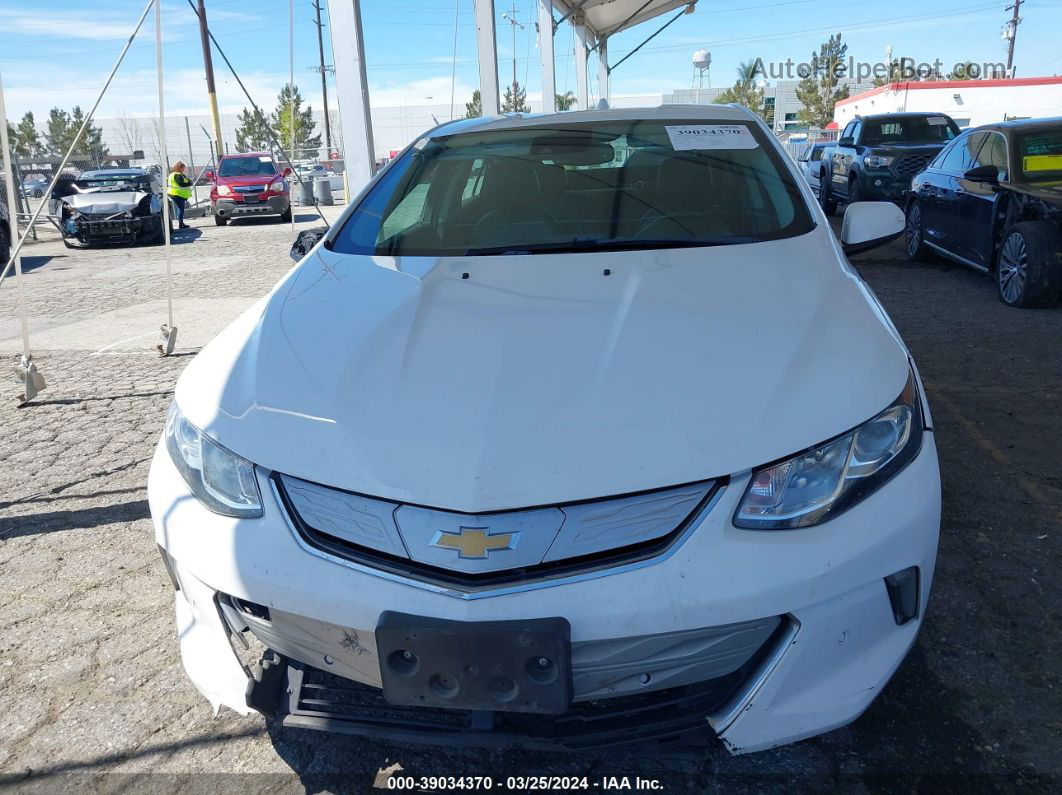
[167,161,193,230]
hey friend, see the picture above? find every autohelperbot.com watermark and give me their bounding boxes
[750,56,1007,82]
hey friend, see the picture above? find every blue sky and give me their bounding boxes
[2,0,1061,122]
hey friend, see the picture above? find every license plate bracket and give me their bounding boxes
[376,611,571,714]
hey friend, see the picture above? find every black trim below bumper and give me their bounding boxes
[214,196,289,218]
[247,656,749,751]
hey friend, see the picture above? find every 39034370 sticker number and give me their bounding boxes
[665,124,759,151]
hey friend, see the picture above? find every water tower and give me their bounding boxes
[692,50,712,104]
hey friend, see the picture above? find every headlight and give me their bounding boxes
[217,184,233,196]
[734,371,923,530]
[270,179,285,193]
[165,402,263,518]
[865,155,894,169]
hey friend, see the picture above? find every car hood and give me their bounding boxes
[871,142,947,158]
[216,174,278,187]
[176,229,911,512]
[64,190,149,214]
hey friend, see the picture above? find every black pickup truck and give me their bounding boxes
[820,112,962,214]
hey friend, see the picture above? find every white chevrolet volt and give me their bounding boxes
[149,105,940,753]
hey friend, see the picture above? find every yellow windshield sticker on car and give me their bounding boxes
[665,125,758,151]
[1023,154,1062,172]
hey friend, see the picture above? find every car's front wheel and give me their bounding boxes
[214,215,228,226]
[997,221,1062,307]
[849,177,862,204]
[819,174,837,216]
[279,206,293,223]
[905,201,932,262]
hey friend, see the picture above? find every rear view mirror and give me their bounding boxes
[530,133,616,166]
[840,201,905,255]
[290,226,328,262]
[963,164,999,184]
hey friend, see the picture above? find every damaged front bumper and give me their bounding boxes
[63,214,159,246]
[149,430,940,753]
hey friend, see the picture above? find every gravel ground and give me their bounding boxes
[0,213,1059,793]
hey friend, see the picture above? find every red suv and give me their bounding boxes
[208,152,292,225]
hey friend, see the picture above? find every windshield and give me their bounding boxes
[1016,129,1062,182]
[331,119,814,256]
[75,174,154,191]
[219,156,278,177]
[861,116,959,145]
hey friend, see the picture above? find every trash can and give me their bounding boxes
[313,177,334,206]
[297,179,315,206]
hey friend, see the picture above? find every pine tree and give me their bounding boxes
[8,112,42,158]
[72,106,108,160]
[45,108,74,156]
[44,106,106,158]
[715,61,766,119]
[795,34,850,128]
[465,90,482,118]
[272,84,321,159]
[234,107,274,153]
[501,83,530,113]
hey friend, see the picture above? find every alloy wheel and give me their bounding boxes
[998,232,1028,304]
[906,204,922,257]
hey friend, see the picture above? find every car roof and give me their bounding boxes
[222,152,273,158]
[79,169,149,178]
[426,104,761,139]
[855,112,953,121]
[970,116,1062,133]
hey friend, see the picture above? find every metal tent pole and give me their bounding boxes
[155,0,177,355]
[538,0,556,113]
[0,67,45,402]
[289,0,296,234]
[473,0,500,115]
[0,0,154,290]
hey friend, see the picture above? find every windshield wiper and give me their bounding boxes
[463,236,758,256]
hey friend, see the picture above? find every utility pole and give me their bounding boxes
[196,0,225,151]
[1004,0,1023,78]
[310,1,334,157]
[501,2,524,111]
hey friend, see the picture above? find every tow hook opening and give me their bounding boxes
[884,566,920,625]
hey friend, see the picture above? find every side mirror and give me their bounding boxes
[963,164,999,184]
[204,170,214,181]
[290,226,328,262]
[840,201,905,256]
[838,136,854,147]
[283,166,293,176]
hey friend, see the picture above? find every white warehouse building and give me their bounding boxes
[834,76,1062,129]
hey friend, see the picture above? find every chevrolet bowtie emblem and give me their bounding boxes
[430,526,518,559]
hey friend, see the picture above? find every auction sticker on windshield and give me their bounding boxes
[666,125,758,151]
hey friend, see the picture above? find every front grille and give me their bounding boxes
[253,655,756,751]
[893,155,932,180]
[274,473,724,591]
[233,184,266,193]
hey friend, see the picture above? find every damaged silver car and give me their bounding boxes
[57,169,167,248]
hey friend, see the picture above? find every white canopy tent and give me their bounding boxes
[327,0,698,193]
[539,1,697,113]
